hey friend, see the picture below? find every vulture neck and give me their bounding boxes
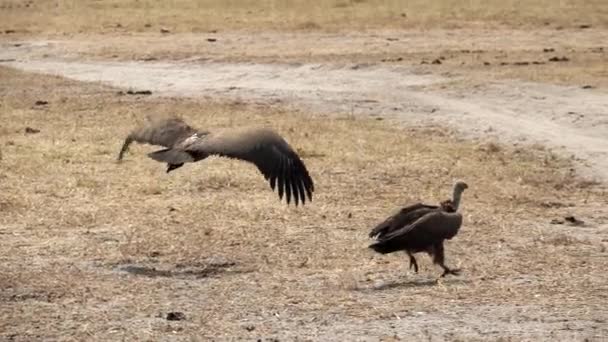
[451,188,464,211]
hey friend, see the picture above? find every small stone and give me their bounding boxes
[166,312,186,321]
[548,56,569,62]
[126,90,152,95]
[564,216,585,226]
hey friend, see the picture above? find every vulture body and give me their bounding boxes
[118,117,314,206]
[368,181,468,277]
[368,200,455,240]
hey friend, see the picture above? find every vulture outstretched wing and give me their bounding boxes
[195,128,314,205]
[147,127,315,206]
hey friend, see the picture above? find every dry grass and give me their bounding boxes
[1,66,607,340]
[1,0,607,36]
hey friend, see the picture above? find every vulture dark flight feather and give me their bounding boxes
[368,181,468,277]
[118,117,314,206]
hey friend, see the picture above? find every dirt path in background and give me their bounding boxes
[2,40,608,182]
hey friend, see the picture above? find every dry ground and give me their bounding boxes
[1,67,607,340]
[1,0,608,340]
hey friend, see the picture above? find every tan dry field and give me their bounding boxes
[2,65,607,341]
[1,1,608,341]
[1,0,607,34]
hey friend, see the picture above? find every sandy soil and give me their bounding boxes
[2,31,607,182]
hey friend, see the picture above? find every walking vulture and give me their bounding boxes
[118,117,314,206]
[368,181,468,277]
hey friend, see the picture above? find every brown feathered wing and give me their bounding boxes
[369,203,441,239]
[369,211,463,254]
[151,127,315,205]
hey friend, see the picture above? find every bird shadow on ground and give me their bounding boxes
[356,276,471,292]
[110,258,248,279]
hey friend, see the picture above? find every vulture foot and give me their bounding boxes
[440,267,461,277]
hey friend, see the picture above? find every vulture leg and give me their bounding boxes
[166,163,184,173]
[431,242,461,277]
[406,251,419,273]
[440,265,461,278]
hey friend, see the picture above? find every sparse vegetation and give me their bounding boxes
[1,66,606,339]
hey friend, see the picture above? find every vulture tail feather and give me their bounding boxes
[148,148,195,164]
[368,240,403,254]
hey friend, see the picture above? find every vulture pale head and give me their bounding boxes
[451,180,468,211]
[454,180,468,193]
